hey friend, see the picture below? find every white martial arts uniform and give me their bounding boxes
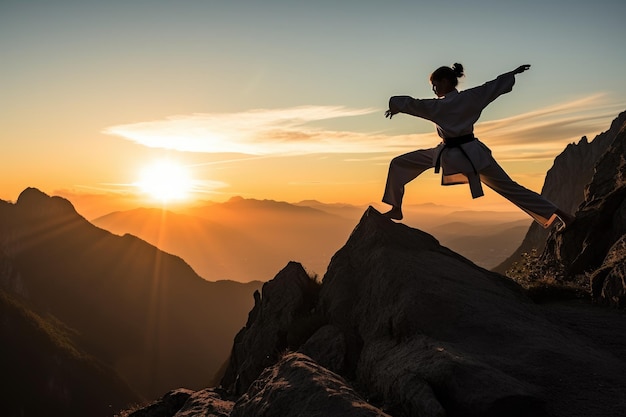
[382,72,559,228]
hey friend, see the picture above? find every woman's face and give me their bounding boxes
[431,78,453,98]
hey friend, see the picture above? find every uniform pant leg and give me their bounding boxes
[382,148,436,208]
[479,157,558,226]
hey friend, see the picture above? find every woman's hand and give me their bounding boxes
[385,109,396,119]
[513,64,531,74]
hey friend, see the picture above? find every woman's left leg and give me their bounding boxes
[479,158,560,228]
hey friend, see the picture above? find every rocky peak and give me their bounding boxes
[542,118,626,306]
[220,261,320,396]
[494,111,626,273]
[584,121,626,201]
[16,187,78,215]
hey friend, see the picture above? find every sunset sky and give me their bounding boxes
[2,0,625,218]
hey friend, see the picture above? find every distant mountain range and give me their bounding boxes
[92,198,357,283]
[91,198,530,282]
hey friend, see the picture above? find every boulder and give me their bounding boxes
[590,235,626,307]
[231,352,390,417]
[128,388,233,417]
[173,389,234,417]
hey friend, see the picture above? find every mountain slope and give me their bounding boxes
[0,289,140,417]
[0,188,262,402]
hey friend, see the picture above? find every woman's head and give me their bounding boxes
[430,63,464,97]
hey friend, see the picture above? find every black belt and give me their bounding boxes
[434,134,477,175]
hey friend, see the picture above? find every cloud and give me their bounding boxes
[103,96,623,160]
[474,94,624,160]
[104,106,391,155]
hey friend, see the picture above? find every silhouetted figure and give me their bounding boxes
[383,63,574,228]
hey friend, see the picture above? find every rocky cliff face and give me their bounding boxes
[541,119,626,307]
[494,111,626,273]
[131,208,626,417]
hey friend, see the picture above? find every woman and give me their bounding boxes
[382,63,574,228]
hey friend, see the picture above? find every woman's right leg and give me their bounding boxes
[382,149,435,219]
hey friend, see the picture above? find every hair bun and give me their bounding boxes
[451,63,464,78]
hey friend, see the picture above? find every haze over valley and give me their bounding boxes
[90,197,531,283]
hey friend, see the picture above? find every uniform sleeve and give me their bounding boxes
[389,95,439,120]
[466,72,516,108]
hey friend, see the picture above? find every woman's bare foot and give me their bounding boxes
[383,206,403,220]
[555,208,575,228]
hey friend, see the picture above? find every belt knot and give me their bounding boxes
[435,134,477,174]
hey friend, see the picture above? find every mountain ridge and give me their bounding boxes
[0,188,263,403]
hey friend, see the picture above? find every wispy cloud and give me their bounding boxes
[103,97,622,160]
[475,94,623,160]
[104,106,391,155]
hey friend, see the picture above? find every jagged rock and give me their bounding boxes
[127,388,233,417]
[230,352,390,417]
[495,111,626,273]
[299,324,346,375]
[590,235,626,307]
[220,261,321,395]
[16,187,82,219]
[542,119,626,282]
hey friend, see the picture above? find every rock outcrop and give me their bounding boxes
[220,261,321,396]
[590,236,626,307]
[542,119,626,306]
[494,111,626,273]
[131,208,626,417]
[231,352,390,417]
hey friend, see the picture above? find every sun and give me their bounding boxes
[135,160,194,203]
